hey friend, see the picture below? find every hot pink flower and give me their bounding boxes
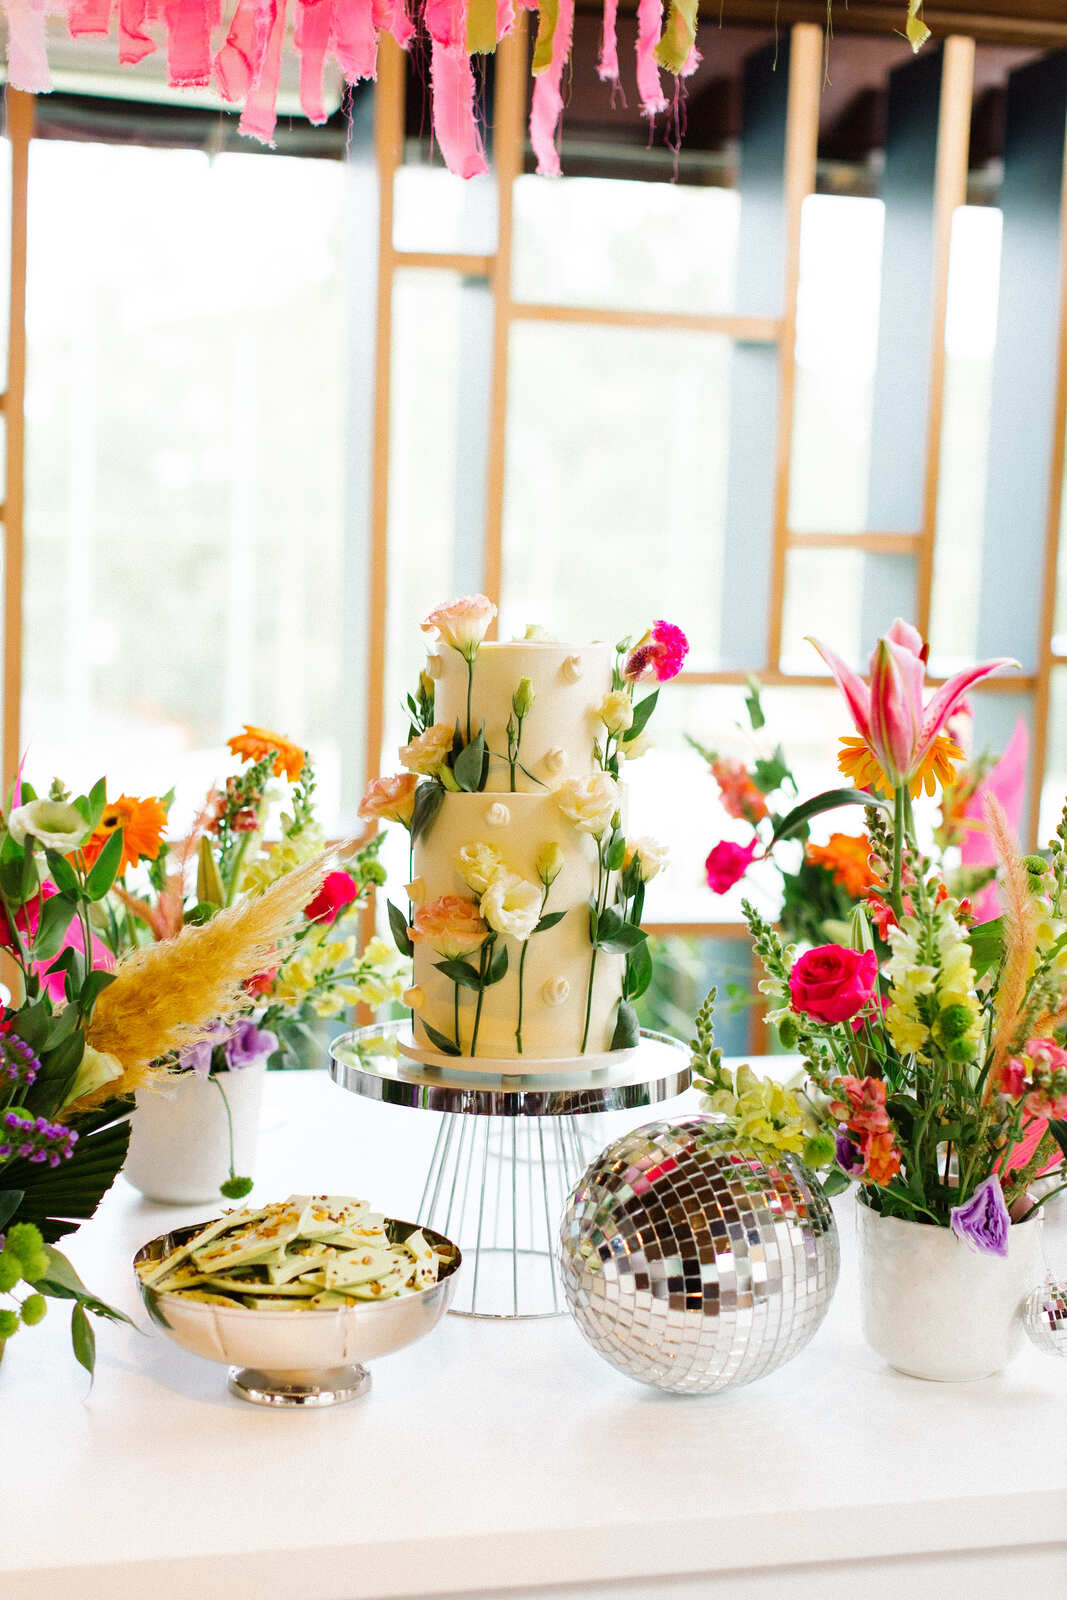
[808,619,1016,792]
[704,838,758,894]
[789,945,878,1025]
[625,621,689,684]
[305,871,359,925]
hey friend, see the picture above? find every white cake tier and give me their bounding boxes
[411,790,625,1062]
[428,640,613,793]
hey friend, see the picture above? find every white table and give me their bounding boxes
[3,1068,1067,1600]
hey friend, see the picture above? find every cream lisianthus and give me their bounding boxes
[410,895,488,959]
[420,594,497,660]
[555,774,620,839]
[456,841,504,895]
[625,836,669,881]
[536,841,565,886]
[399,723,455,777]
[8,799,90,853]
[598,690,634,736]
[621,731,652,760]
[481,873,542,942]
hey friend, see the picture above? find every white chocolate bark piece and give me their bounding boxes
[412,789,624,1060]
[324,1247,399,1290]
[432,641,612,793]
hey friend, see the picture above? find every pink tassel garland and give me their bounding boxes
[597,0,618,82]
[3,0,52,93]
[295,0,333,122]
[330,0,378,83]
[429,36,489,178]
[635,0,667,116]
[529,0,573,176]
[119,0,156,64]
[162,0,221,86]
[239,0,288,142]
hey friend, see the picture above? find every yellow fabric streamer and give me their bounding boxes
[466,0,498,54]
[531,0,559,75]
[905,0,930,51]
[655,0,698,74]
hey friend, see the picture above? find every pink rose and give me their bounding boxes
[358,772,418,827]
[789,945,878,1025]
[410,895,488,959]
[420,594,497,658]
[305,871,359,925]
[624,621,689,683]
[704,839,759,894]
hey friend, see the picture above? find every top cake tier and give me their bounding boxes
[427,640,614,793]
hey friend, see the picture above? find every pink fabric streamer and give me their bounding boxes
[597,0,618,82]
[424,0,462,46]
[119,0,156,65]
[430,37,489,178]
[962,717,1029,925]
[163,0,220,85]
[214,0,262,100]
[239,0,288,142]
[68,0,113,34]
[635,0,667,116]
[528,0,573,176]
[2,0,51,94]
[330,0,377,83]
[371,0,413,48]
[294,0,332,122]
[495,0,514,40]
[681,41,700,75]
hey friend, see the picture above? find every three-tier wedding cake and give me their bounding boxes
[360,596,687,1073]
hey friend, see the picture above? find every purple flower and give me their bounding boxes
[180,1038,218,1080]
[224,1021,278,1070]
[0,1029,39,1091]
[0,1109,78,1168]
[834,1126,866,1177]
[950,1175,1010,1258]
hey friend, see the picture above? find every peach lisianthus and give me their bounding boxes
[410,895,488,959]
[358,773,418,828]
[227,724,307,782]
[399,723,455,777]
[420,594,497,659]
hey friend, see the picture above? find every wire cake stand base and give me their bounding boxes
[329,1022,691,1319]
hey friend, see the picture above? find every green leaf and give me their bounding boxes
[596,922,648,955]
[752,745,792,796]
[11,999,50,1052]
[183,901,218,927]
[84,828,125,900]
[611,1000,641,1049]
[411,781,445,845]
[820,1169,852,1198]
[36,1241,92,1300]
[32,894,78,962]
[603,831,626,873]
[71,1301,96,1378]
[743,677,766,731]
[588,901,599,943]
[453,728,487,792]
[86,778,108,829]
[770,788,888,846]
[0,1189,25,1232]
[387,900,414,959]
[534,911,566,934]
[421,1021,461,1056]
[624,939,654,1001]
[968,917,1004,982]
[596,906,624,942]
[1048,1120,1067,1162]
[433,958,482,991]
[78,969,117,1015]
[624,689,659,743]
[44,849,80,898]
[487,941,509,985]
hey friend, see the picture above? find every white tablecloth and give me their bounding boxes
[2,1067,1066,1600]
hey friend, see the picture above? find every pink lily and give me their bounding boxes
[807,620,1017,790]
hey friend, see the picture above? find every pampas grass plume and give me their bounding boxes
[985,792,1039,1074]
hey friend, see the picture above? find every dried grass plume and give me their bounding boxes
[75,852,333,1107]
[985,792,1039,1077]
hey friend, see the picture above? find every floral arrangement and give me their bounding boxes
[694,619,1067,1253]
[0,773,333,1375]
[363,598,685,1057]
[693,677,1002,951]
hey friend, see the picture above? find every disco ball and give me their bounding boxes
[559,1114,840,1394]
[1023,1279,1067,1358]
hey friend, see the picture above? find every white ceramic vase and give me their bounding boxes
[857,1199,1043,1380]
[124,1063,267,1205]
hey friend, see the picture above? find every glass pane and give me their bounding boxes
[1040,669,1067,842]
[393,164,498,256]
[789,194,884,534]
[499,322,731,666]
[929,205,1003,673]
[511,175,740,314]
[780,548,865,675]
[23,142,350,827]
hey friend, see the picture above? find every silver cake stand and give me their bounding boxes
[329,1021,691,1320]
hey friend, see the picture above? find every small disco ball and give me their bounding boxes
[1023,1280,1067,1357]
[559,1114,840,1394]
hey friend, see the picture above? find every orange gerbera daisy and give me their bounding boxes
[837,732,964,799]
[805,832,878,898]
[227,724,307,782]
[82,794,168,876]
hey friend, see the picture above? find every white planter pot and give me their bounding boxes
[124,1064,267,1205]
[857,1199,1043,1381]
